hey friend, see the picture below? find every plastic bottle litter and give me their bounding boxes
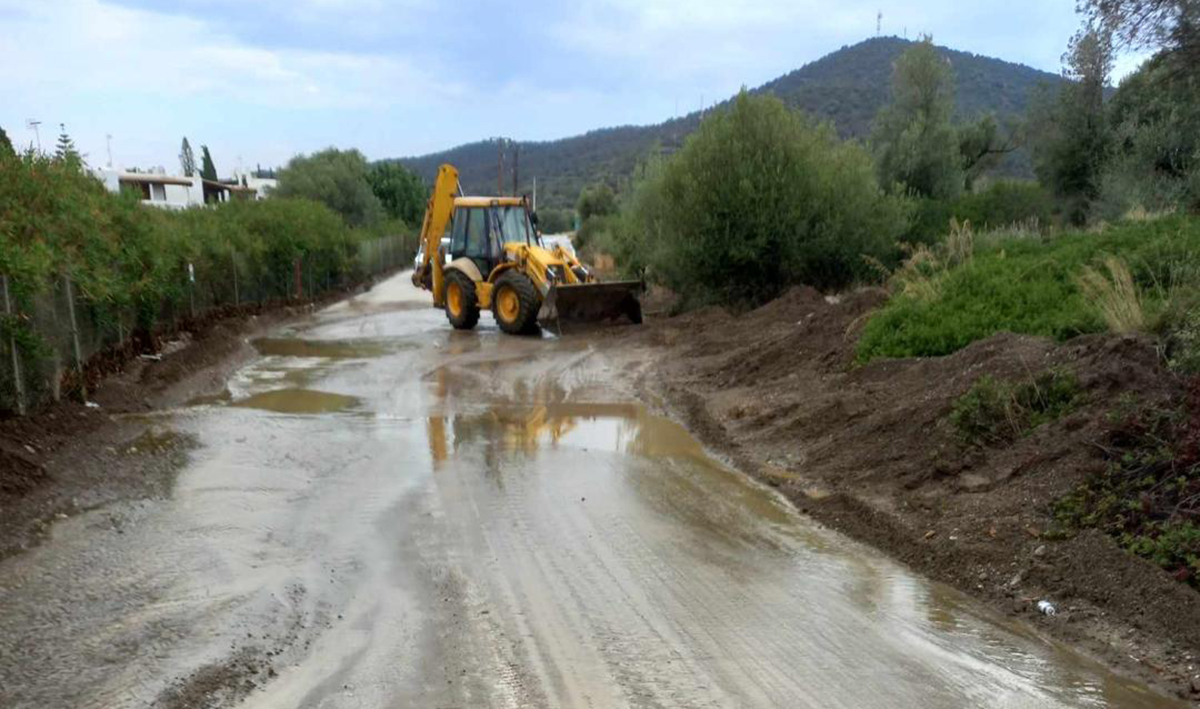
[1037,600,1057,616]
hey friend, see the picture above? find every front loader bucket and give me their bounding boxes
[540,281,643,327]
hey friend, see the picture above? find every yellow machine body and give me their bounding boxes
[412,164,642,334]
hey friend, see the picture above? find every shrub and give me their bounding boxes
[274,148,384,228]
[858,215,1200,361]
[950,369,1081,446]
[619,91,909,307]
[906,182,1053,245]
[1055,389,1200,587]
[535,208,573,235]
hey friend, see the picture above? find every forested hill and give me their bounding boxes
[394,36,1062,209]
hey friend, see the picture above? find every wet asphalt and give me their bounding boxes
[0,273,1186,708]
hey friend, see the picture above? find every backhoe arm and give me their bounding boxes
[412,163,460,306]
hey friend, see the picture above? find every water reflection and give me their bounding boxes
[251,337,403,359]
[232,388,360,415]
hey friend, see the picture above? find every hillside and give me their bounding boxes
[396,37,1062,209]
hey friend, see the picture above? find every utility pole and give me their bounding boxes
[532,177,537,211]
[497,139,504,195]
[877,11,882,36]
[25,119,41,152]
[105,134,113,168]
[512,143,519,197]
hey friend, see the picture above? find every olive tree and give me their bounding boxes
[619,91,910,307]
[274,148,384,228]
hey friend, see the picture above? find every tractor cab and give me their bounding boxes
[446,198,538,277]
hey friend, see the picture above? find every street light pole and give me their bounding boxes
[25,119,41,152]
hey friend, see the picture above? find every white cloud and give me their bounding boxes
[0,0,454,109]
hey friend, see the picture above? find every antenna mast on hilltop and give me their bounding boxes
[877,11,882,36]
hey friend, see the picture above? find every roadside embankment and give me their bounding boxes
[616,284,1200,701]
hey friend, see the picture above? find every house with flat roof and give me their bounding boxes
[91,168,267,208]
[92,168,204,210]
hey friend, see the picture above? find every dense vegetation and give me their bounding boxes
[276,148,426,230]
[856,216,1200,360]
[0,148,414,408]
[399,37,1060,209]
[599,93,908,306]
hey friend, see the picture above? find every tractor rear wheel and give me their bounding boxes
[444,269,480,330]
[493,271,541,335]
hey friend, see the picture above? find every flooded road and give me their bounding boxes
[0,273,1185,708]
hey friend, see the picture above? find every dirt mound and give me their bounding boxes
[0,444,45,496]
[623,286,1200,701]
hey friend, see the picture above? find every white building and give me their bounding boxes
[230,167,277,200]
[91,168,204,210]
[92,167,263,208]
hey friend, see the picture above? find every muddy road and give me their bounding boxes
[0,274,1185,708]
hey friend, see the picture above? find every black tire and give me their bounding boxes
[624,295,643,325]
[493,270,542,335]
[444,269,480,330]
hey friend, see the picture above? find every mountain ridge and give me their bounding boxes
[395,36,1063,209]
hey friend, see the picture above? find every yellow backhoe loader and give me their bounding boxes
[411,164,642,334]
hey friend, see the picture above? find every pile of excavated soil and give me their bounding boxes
[613,286,1200,701]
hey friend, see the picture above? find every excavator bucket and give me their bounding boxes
[541,281,643,327]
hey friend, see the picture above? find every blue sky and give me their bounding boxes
[0,0,1146,174]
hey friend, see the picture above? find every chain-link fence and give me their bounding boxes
[0,233,414,416]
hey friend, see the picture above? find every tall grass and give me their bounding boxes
[1075,257,1145,333]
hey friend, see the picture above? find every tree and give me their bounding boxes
[535,208,573,234]
[274,148,384,228]
[576,183,617,222]
[199,145,218,181]
[871,38,964,200]
[619,91,909,306]
[366,161,426,224]
[0,126,13,158]
[1099,51,1200,214]
[1080,0,1200,74]
[179,138,197,177]
[958,115,1021,190]
[54,124,80,164]
[1028,26,1115,223]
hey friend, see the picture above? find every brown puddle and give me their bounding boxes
[251,337,404,359]
[429,401,719,468]
[232,388,360,415]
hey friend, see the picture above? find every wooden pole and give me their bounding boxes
[2,275,26,415]
[232,251,240,306]
[64,276,86,401]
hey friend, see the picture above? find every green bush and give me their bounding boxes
[858,215,1200,360]
[616,92,910,307]
[0,149,376,341]
[274,148,384,228]
[907,182,1054,245]
[950,369,1081,446]
[535,207,573,235]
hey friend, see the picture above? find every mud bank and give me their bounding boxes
[612,287,1200,702]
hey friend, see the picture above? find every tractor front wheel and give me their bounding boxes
[444,269,480,330]
[493,271,541,335]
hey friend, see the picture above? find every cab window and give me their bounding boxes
[464,208,488,258]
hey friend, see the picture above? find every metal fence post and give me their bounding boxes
[2,275,26,415]
[232,251,240,307]
[63,275,86,401]
[187,262,196,319]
